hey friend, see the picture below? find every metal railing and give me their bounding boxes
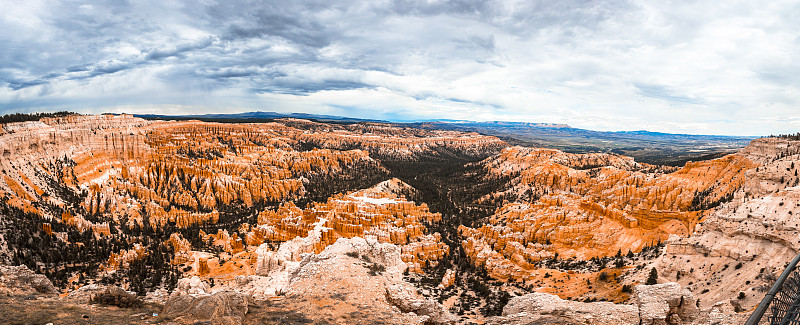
[746,252,800,325]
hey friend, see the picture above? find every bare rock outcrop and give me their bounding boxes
[242,235,450,324]
[490,291,638,325]
[0,264,57,296]
[250,179,449,274]
[162,291,248,325]
[171,276,211,297]
[638,139,800,311]
[385,283,458,325]
[249,235,410,299]
[459,144,756,296]
[635,282,698,325]
[65,284,136,304]
[438,269,455,288]
[490,283,733,325]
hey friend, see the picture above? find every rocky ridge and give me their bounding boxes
[629,137,800,312]
[498,137,800,323]
[458,145,756,292]
[165,233,458,324]
[1,113,796,324]
[0,264,57,296]
[489,282,746,325]
[0,114,497,284]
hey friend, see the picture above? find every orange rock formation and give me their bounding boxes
[246,179,449,272]
[0,114,495,281]
[460,146,756,284]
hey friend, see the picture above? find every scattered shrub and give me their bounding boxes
[90,287,142,308]
[367,263,385,276]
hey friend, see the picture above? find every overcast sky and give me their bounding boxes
[1,0,799,135]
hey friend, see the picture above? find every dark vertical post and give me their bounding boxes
[746,251,800,325]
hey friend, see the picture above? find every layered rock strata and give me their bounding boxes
[0,115,491,275]
[490,282,745,325]
[634,138,800,310]
[460,145,756,285]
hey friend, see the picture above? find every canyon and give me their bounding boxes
[0,113,797,324]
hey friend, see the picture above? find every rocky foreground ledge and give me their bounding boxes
[3,239,751,325]
[0,236,459,324]
[152,235,458,324]
[488,282,747,325]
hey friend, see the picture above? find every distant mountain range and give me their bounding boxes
[134,111,756,165]
[414,121,755,165]
[135,111,387,124]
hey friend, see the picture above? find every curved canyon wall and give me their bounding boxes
[459,145,756,287]
[0,114,502,280]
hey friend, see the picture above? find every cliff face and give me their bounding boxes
[0,115,502,233]
[489,282,748,325]
[634,137,800,310]
[4,113,792,323]
[0,114,153,219]
[459,146,756,289]
[0,114,497,288]
[283,118,507,160]
[247,178,449,273]
[458,137,800,311]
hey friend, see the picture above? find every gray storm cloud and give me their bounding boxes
[1,0,799,135]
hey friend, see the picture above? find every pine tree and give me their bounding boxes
[646,267,658,285]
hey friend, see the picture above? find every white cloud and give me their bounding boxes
[0,0,798,136]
